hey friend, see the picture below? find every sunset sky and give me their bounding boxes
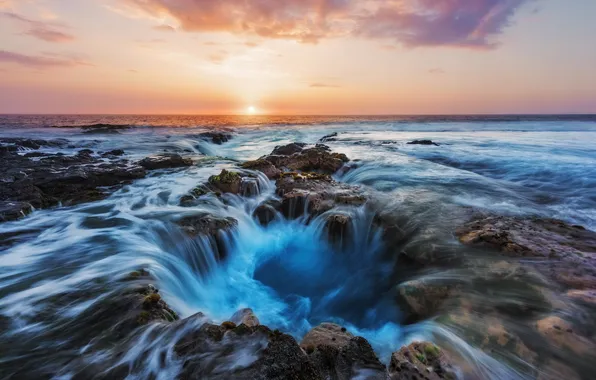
[0,0,595,115]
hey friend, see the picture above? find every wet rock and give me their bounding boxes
[302,323,387,380]
[0,137,68,150]
[241,158,282,179]
[300,323,353,349]
[179,184,212,206]
[276,174,366,219]
[207,169,242,194]
[456,216,596,290]
[138,154,193,170]
[0,201,33,221]
[197,131,232,145]
[176,213,237,238]
[176,324,321,380]
[267,144,349,174]
[272,142,307,156]
[230,308,260,327]
[535,315,594,355]
[566,289,596,307]
[253,199,281,225]
[389,342,456,380]
[407,140,440,146]
[0,148,147,220]
[101,149,125,157]
[324,213,352,248]
[319,132,338,142]
[397,279,454,321]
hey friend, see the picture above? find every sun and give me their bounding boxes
[247,106,257,114]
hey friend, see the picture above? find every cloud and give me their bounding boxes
[428,68,445,74]
[120,0,531,48]
[207,50,228,64]
[2,11,75,43]
[0,50,93,69]
[310,82,341,88]
[153,24,176,32]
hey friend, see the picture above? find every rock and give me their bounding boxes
[138,154,193,170]
[175,324,321,380]
[268,144,349,174]
[324,213,352,249]
[253,200,281,226]
[0,201,33,221]
[301,324,387,380]
[397,279,454,321]
[456,216,596,290]
[566,289,596,307]
[208,169,242,194]
[176,214,237,238]
[230,308,260,327]
[101,149,125,157]
[300,323,354,350]
[276,174,366,219]
[272,142,307,156]
[197,131,232,145]
[241,159,282,179]
[319,132,338,142]
[0,148,147,221]
[389,342,456,380]
[407,140,440,146]
[535,315,594,355]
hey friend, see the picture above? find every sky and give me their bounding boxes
[0,0,595,115]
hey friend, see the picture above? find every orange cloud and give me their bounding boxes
[121,0,530,48]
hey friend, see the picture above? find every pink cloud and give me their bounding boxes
[2,12,75,43]
[0,50,93,69]
[121,0,531,48]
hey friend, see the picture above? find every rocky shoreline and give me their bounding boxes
[1,136,596,379]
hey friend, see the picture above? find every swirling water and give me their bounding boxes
[1,115,596,379]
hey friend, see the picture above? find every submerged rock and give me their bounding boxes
[397,279,454,322]
[319,132,338,142]
[138,154,193,170]
[456,216,596,290]
[407,140,440,146]
[253,199,281,225]
[197,131,232,145]
[389,342,456,380]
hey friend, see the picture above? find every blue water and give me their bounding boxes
[0,115,595,379]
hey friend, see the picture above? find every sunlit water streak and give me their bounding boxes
[1,116,595,378]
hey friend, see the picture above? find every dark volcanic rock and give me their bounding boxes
[138,154,193,170]
[241,159,282,179]
[272,142,307,156]
[319,132,338,142]
[253,199,282,225]
[198,131,232,145]
[389,342,456,380]
[0,146,147,221]
[230,308,260,327]
[407,140,440,146]
[0,201,33,222]
[101,149,125,157]
[266,144,349,174]
[176,323,321,380]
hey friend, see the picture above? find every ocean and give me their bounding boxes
[1,114,595,379]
